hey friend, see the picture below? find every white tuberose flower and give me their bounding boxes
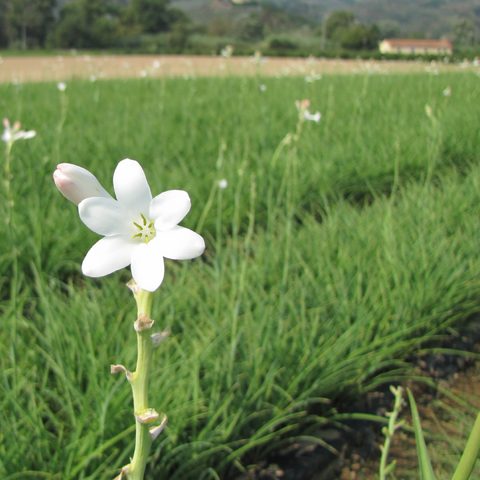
[304,110,321,124]
[2,118,36,144]
[58,159,205,292]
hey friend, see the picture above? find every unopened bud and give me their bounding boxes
[53,163,112,205]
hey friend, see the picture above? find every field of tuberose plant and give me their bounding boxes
[1,70,480,479]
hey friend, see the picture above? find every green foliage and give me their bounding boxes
[5,0,56,48]
[237,13,264,41]
[268,36,297,50]
[340,23,379,50]
[1,72,480,479]
[131,0,171,34]
[453,19,476,47]
[325,10,355,39]
[47,0,119,48]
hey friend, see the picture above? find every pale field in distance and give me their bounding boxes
[0,53,465,83]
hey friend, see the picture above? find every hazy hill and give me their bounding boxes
[171,0,480,38]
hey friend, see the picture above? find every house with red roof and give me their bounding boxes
[379,39,453,55]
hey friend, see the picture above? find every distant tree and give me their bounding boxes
[453,19,475,46]
[5,0,56,48]
[340,23,379,50]
[378,19,405,39]
[261,3,313,33]
[207,17,234,37]
[131,0,171,33]
[0,1,9,47]
[167,18,191,51]
[48,0,118,48]
[238,12,264,41]
[325,10,355,39]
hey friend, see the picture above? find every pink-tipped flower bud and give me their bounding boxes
[53,163,113,205]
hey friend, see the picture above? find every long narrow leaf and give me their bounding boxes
[451,410,480,480]
[407,388,436,480]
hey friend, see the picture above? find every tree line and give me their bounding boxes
[0,0,188,49]
[0,0,477,53]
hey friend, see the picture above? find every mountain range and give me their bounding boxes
[171,0,480,38]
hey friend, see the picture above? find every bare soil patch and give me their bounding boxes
[354,362,480,480]
[0,54,466,83]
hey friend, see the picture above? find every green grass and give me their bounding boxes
[1,71,480,479]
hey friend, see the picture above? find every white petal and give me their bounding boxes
[82,236,135,277]
[79,197,131,236]
[150,190,191,231]
[113,159,152,215]
[22,130,36,139]
[156,226,205,260]
[131,243,165,292]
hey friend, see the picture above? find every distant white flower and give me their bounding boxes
[259,84,267,91]
[54,159,205,292]
[425,104,434,120]
[2,118,36,145]
[295,100,321,124]
[90,75,97,82]
[250,50,266,65]
[153,60,161,69]
[305,74,322,82]
[140,70,148,77]
[218,179,228,189]
[57,82,67,91]
[304,110,321,123]
[221,45,234,58]
[443,86,452,96]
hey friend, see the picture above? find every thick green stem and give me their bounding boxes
[128,288,154,480]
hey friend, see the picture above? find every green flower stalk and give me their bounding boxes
[112,282,169,480]
[53,159,205,479]
[379,386,405,480]
[2,118,36,224]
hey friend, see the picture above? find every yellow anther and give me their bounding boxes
[141,213,147,226]
[133,222,143,230]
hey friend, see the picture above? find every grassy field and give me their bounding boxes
[1,70,480,480]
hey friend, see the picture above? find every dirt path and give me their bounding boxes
[0,54,467,83]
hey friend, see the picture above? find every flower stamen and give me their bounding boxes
[132,214,156,244]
